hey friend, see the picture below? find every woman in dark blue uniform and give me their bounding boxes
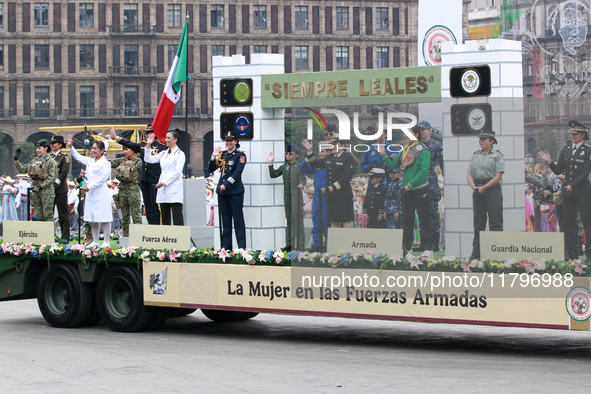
[208,131,247,250]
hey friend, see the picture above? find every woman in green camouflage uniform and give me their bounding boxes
[110,147,142,237]
[14,139,57,222]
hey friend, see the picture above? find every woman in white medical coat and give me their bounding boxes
[144,129,186,225]
[67,135,113,247]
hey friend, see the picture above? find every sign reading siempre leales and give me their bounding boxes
[327,228,403,257]
[261,66,441,108]
[480,232,564,261]
[3,220,54,245]
[129,224,191,251]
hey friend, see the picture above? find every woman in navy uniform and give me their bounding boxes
[208,131,247,250]
[539,120,591,261]
[302,136,357,228]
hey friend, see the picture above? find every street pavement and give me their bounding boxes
[0,299,590,393]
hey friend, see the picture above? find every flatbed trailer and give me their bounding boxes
[1,245,590,333]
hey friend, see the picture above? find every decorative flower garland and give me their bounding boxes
[0,242,587,276]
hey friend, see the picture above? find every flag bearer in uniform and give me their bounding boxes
[467,130,505,260]
[269,144,306,251]
[15,139,57,222]
[49,135,71,243]
[539,120,591,261]
[209,131,247,250]
[110,147,142,237]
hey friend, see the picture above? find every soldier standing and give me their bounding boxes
[15,139,57,222]
[417,120,443,251]
[467,130,505,260]
[268,144,306,251]
[208,131,247,250]
[363,168,387,228]
[49,135,71,243]
[539,120,591,261]
[110,147,142,237]
[111,125,167,225]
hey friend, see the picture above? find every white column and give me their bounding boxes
[212,54,286,251]
[441,39,525,258]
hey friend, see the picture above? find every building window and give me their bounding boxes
[124,86,139,116]
[211,45,224,57]
[80,45,94,69]
[0,45,3,69]
[295,6,308,29]
[253,45,267,54]
[336,46,349,69]
[0,3,4,26]
[124,4,138,32]
[79,3,94,27]
[376,47,389,68]
[376,7,388,30]
[253,5,266,29]
[336,7,348,30]
[80,86,94,117]
[35,86,50,117]
[34,3,49,27]
[0,87,4,118]
[168,4,182,28]
[211,5,224,28]
[34,45,50,69]
[124,45,138,74]
[168,45,178,68]
[295,46,308,69]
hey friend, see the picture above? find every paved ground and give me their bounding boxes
[0,299,590,393]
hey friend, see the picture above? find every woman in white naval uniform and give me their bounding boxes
[67,135,113,247]
[144,129,186,225]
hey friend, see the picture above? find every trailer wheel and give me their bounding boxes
[201,309,245,322]
[144,307,171,331]
[96,266,154,332]
[37,264,93,328]
[240,312,259,320]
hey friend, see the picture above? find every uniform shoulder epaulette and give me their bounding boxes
[473,150,482,155]
[221,150,228,153]
[495,149,503,154]
[237,150,244,153]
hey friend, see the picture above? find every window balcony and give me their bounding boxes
[109,66,157,77]
[109,25,157,35]
[62,107,203,119]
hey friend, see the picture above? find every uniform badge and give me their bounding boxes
[65,156,70,163]
[228,161,234,165]
[416,145,423,151]
[492,153,497,158]
[239,155,246,164]
[370,151,376,156]
[499,159,505,165]
[400,163,407,170]
[286,165,290,170]
[581,151,585,156]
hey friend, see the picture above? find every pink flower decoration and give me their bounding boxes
[275,257,282,264]
[460,259,471,273]
[522,259,536,274]
[84,250,91,257]
[218,248,231,262]
[572,259,587,275]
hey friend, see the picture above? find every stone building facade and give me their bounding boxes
[0,0,421,175]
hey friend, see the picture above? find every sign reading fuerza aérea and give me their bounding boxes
[261,66,441,108]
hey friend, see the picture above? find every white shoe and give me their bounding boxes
[421,250,434,259]
[88,242,99,248]
[100,242,110,248]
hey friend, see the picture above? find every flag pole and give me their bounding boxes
[184,14,189,178]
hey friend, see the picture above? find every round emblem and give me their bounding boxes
[566,286,591,321]
[400,163,407,170]
[416,145,423,151]
[467,106,486,133]
[233,81,251,104]
[461,68,481,94]
[370,150,376,157]
[422,25,457,66]
[499,159,505,165]
[234,115,251,137]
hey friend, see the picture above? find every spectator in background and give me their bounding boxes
[16,174,31,221]
[0,176,19,225]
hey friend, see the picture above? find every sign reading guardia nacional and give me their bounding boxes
[261,66,441,108]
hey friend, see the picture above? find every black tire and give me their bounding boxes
[37,263,93,328]
[240,312,259,320]
[96,265,154,332]
[201,309,245,322]
[169,308,198,318]
[143,307,171,331]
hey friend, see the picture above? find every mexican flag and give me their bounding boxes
[152,19,191,142]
